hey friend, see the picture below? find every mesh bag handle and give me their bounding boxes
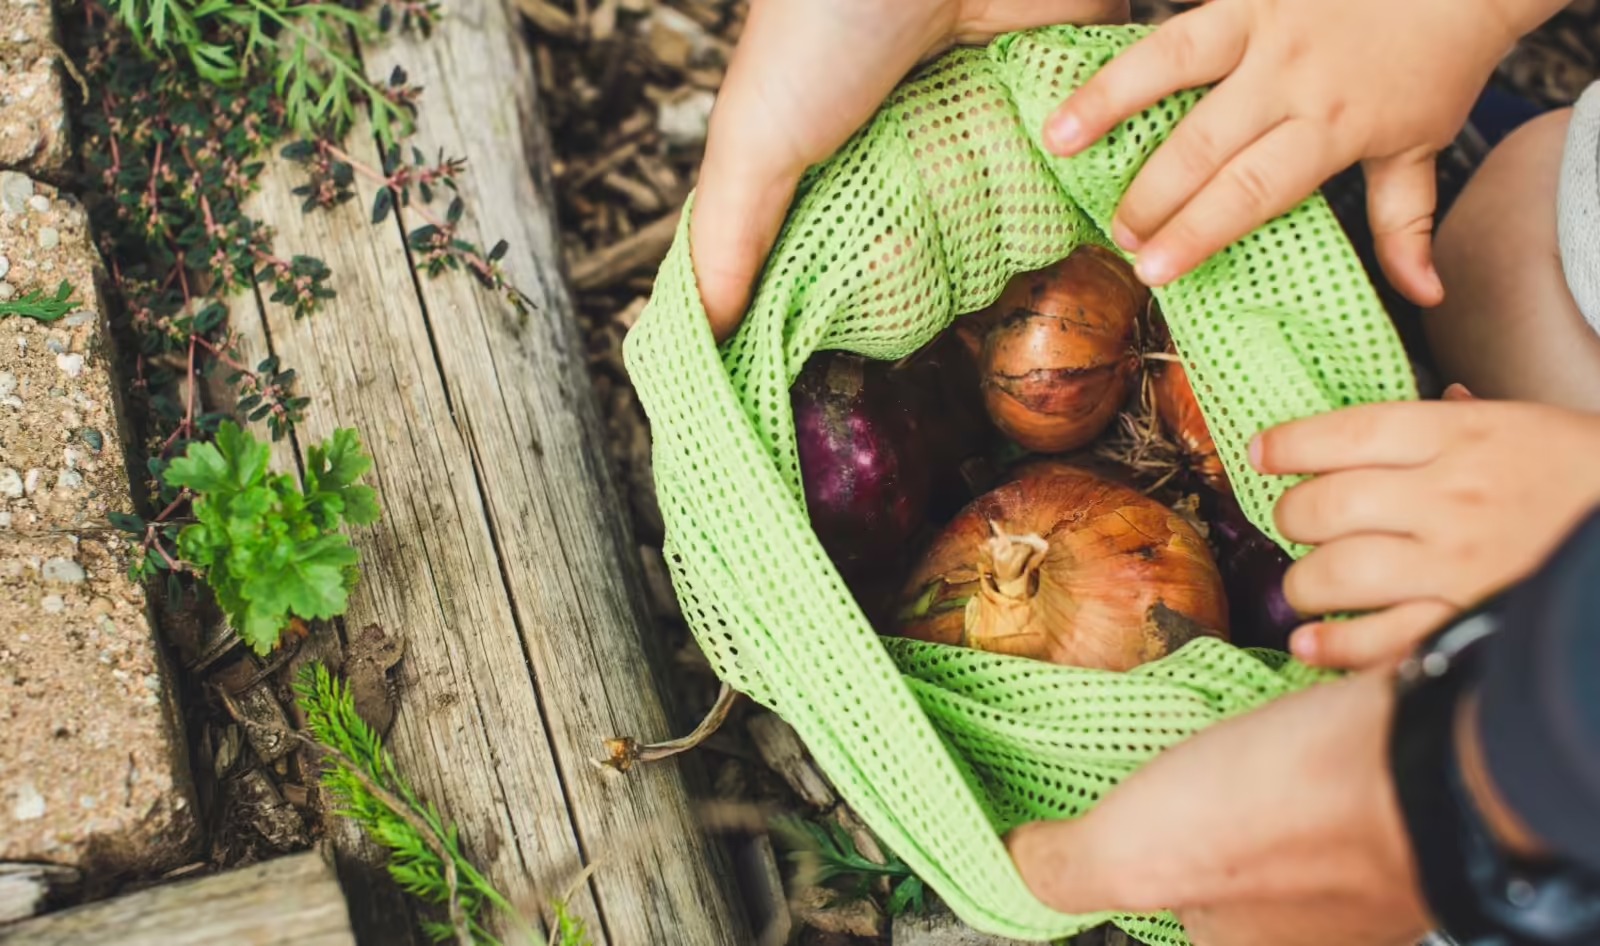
[625,24,1416,943]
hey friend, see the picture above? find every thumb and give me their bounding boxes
[688,146,802,342]
[1006,812,1145,916]
[1363,152,1444,308]
[1005,781,1211,916]
[688,74,807,342]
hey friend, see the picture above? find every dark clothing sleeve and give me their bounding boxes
[1477,507,1600,875]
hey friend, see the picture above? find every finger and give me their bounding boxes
[1363,152,1444,307]
[1273,468,1423,546]
[1250,402,1451,475]
[1129,119,1339,287]
[1113,71,1281,249]
[1289,600,1457,670]
[1283,534,1443,616]
[1042,2,1247,157]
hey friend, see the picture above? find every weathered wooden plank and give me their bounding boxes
[0,851,355,946]
[222,4,751,941]
[227,141,599,942]
[357,6,748,945]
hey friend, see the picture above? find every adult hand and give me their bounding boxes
[1007,670,1431,946]
[691,0,1129,340]
[1254,395,1600,669]
[1042,0,1567,306]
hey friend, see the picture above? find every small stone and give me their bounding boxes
[0,282,14,301]
[0,468,20,498]
[657,89,716,149]
[0,255,11,280]
[22,469,39,494]
[62,310,95,327]
[40,557,85,583]
[37,227,58,249]
[645,6,715,68]
[55,353,82,377]
[26,194,48,213]
[40,594,64,614]
[0,171,31,214]
[56,470,82,490]
[12,782,45,821]
[77,428,102,452]
[0,370,14,397]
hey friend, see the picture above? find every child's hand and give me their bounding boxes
[690,0,1129,340]
[1253,397,1600,669]
[1044,0,1566,306]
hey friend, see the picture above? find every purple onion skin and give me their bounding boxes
[1210,493,1300,652]
[793,351,933,577]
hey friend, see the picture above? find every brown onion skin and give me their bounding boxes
[977,246,1145,453]
[1149,343,1231,495]
[894,462,1228,671]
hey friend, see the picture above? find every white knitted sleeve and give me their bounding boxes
[1558,82,1600,335]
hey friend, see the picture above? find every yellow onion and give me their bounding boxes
[976,246,1145,453]
[1149,342,1231,495]
[894,461,1228,671]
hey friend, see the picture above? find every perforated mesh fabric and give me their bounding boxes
[623,24,1417,944]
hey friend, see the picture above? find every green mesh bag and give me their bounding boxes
[623,24,1418,944]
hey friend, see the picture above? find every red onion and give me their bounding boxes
[1209,493,1299,652]
[793,351,932,577]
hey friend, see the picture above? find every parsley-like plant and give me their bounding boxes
[158,421,380,653]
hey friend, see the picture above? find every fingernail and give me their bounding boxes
[1111,219,1142,252]
[1045,112,1084,155]
[1290,626,1319,662]
[1134,251,1174,287]
[1247,434,1264,471]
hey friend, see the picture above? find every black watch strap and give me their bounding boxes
[1390,610,1498,942]
[1389,507,1600,946]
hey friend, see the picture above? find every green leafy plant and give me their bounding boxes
[151,421,379,653]
[774,815,928,918]
[296,662,553,945]
[107,0,423,147]
[0,281,79,323]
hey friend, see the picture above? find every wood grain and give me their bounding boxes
[221,0,748,941]
[0,852,354,946]
[360,9,747,945]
